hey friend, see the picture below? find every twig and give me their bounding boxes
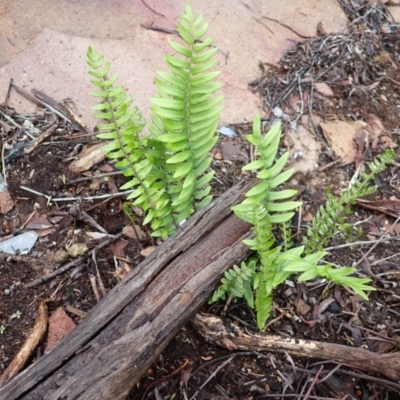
[73,208,109,235]
[252,17,274,35]
[20,186,51,200]
[318,159,340,172]
[302,365,323,400]
[0,108,22,129]
[65,171,123,185]
[140,359,189,400]
[1,144,6,184]
[19,209,37,229]
[0,301,48,388]
[31,89,87,134]
[20,185,134,202]
[23,122,57,154]
[89,274,101,302]
[24,234,121,288]
[5,79,13,106]
[262,16,313,39]
[355,216,400,267]
[0,252,37,263]
[324,238,392,251]
[141,0,164,17]
[370,251,400,267]
[189,356,235,400]
[92,249,107,298]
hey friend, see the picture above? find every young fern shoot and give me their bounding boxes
[231,115,301,224]
[302,149,395,253]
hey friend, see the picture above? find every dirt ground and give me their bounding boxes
[2,1,400,399]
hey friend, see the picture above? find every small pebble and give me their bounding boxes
[54,250,69,263]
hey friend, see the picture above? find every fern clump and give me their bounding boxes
[213,116,382,331]
[87,4,223,237]
[86,4,387,332]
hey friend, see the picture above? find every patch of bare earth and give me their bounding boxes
[1,1,400,399]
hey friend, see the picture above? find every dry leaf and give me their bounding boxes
[68,143,106,173]
[140,246,156,257]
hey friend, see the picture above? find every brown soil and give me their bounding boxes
[2,1,400,399]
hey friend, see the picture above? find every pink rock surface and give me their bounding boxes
[0,0,348,129]
[44,307,76,353]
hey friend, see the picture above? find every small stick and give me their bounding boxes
[65,171,123,185]
[262,15,313,39]
[0,301,48,388]
[1,144,6,184]
[89,274,101,302]
[0,108,22,129]
[189,356,235,400]
[0,252,37,263]
[20,186,51,201]
[20,186,134,202]
[5,79,13,106]
[31,89,87,134]
[92,249,107,298]
[77,210,109,235]
[324,238,391,251]
[141,0,165,17]
[354,216,400,268]
[23,122,57,154]
[318,159,340,172]
[24,234,121,288]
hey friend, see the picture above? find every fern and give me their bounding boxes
[213,117,383,331]
[231,115,301,224]
[148,4,223,234]
[280,219,294,251]
[302,149,395,253]
[87,4,223,238]
[211,258,256,308]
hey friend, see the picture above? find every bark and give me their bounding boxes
[193,313,400,382]
[0,179,253,400]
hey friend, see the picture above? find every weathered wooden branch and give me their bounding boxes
[0,179,254,400]
[193,313,400,382]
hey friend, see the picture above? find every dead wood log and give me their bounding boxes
[0,179,253,400]
[193,313,400,382]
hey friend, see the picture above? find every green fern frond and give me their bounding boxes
[210,259,257,308]
[284,256,375,300]
[254,282,273,330]
[280,219,294,251]
[303,149,395,253]
[232,115,301,224]
[149,3,223,227]
[87,47,174,237]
